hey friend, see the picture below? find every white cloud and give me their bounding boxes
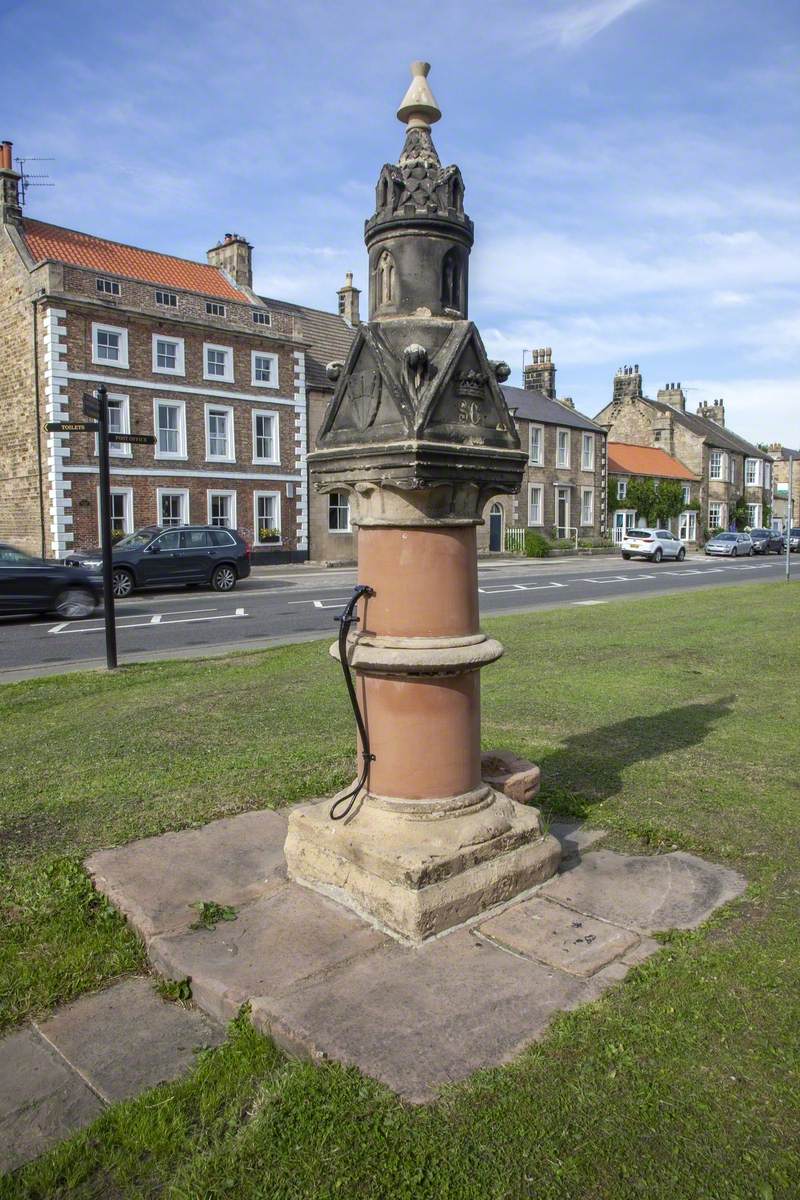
[684,377,800,446]
[535,0,656,47]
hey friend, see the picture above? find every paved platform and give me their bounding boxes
[86,808,745,1103]
[0,977,223,1175]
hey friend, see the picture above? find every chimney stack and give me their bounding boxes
[337,271,361,326]
[697,398,726,427]
[656,381,686,412]
[523,346,556,399]
[612,363,643,403]
[207,233,253,289]
[0,140,22,226]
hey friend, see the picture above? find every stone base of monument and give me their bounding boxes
[284,785,561,942]
[86,775,746,1103]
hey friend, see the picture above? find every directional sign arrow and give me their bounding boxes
[83,392,100,419]
[45,421,99,433]
[109,433,157,445]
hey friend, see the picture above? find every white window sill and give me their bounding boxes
[92,356,129,369]
[256,540,283,548]
[251,378,280,389]
[328,529,352,535]
[252,458,281,467]
[154,453,188,461]
[203,372,235,384]
[206,456,236,464]
[153,366,185,376]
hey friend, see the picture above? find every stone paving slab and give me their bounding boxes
[86,809,288,941]
[149,884,387,1025]
[36,977,225,1105]
[250,930,594,1103]
[540,849,747,934]
[0,1028,104,1175]
[477,896,641,977]
[550,821,608,860]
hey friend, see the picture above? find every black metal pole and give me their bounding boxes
[96,385,118,669]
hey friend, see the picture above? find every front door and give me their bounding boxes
[556,488,570,539]
[679,511,697,542]
[489,503,503,552]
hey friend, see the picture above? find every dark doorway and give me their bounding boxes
[489,503,503,552]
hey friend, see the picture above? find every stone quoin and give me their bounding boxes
[284,62,560,941]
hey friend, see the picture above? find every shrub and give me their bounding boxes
[524,531,550,558]
[578,536,613,549]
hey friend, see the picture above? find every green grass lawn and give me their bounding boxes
[1,582,799,1199]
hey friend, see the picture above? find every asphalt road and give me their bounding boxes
[0,553,794,681]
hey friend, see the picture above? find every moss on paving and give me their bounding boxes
[1,582,799,1199]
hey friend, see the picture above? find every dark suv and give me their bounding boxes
[65,526,251,598]
[749,528,784,554]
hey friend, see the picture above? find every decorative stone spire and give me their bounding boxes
[397,61,442,127]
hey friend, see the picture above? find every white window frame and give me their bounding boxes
[764,461,771,489]
[556,427,570,468]
[94,392,131,459]
[92,322,129,369]
[681,484,691,505]
[205,403,235,462]
[708,501,726,529]
[153,398,187,460]
[251,350,279,389]
[581,487,594,526]
[251,410,280,465]
[152,333,185,376]
[207,489,237,529]
[206,301,227,317]
[746,503,761,527]
[96,277,120,296]
[744,457,761,487]
[203,342,234,383]
[528,423,544,466]
[155,290,177,307]
[156,488,190,527]
[97,486,133,537]
[617,479,628,500]
[328,491,351,534]
[528,485,543,526]
[252,310,271,327]
[254,490,282,544]
[581,433,594,471]
[680,511,697,542]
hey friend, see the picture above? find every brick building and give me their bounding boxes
[594,368,772,538]
[0,143,309,562]
[484,349,607,550]
[607,442,700,544]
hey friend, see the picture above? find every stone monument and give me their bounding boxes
[284,62,560,940]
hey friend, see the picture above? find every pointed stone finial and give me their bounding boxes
[397,61,442,127]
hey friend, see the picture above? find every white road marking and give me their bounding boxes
[573,599,608,606]
[287,597,350,609]
[479,582,568,594]
[149,614,162,624]
[48,610,245,634]
[581,575,634,583]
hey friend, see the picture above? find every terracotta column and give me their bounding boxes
[284,64,560,941]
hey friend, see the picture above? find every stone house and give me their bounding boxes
[0,143,310,562]
[607,442,700,544]
[766,444,798,533]
[594,368,772,538]
[265,275,360,565]
[484,349,607,550]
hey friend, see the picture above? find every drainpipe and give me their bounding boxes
[31,297,46,558]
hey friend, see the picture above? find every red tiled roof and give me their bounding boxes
[607,442,699,480]
[21,218,248,302]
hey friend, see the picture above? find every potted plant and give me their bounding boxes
[259,526,281,544]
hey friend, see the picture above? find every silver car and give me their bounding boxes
[621,528,686,562]
[704,532,753,557]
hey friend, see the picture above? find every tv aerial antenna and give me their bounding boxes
[15,156,55,205]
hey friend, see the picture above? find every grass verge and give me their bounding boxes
[1,582,799,1198]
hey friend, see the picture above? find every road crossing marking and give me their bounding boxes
[573,600,608,606]
[48,608,245,634]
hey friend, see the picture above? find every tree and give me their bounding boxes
[729,494,748,530]
[607,477,622,515]
[626,477,658,525]
[654,479,685,526]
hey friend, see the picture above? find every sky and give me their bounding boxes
[2,0,798,445]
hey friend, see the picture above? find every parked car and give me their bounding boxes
[704,532,754,557]
[620,528,686,562]
[748,528,784,554]
[65,526,251,598]
[788,528,800,553]
[0,543,102,618]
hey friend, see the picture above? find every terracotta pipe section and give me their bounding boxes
[359,671,481,799]
[357,525,479,639]
[0,143,12,170]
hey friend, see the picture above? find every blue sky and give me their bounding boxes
[2,0,798,444]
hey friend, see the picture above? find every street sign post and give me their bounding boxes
[786,454,794,584]
[93,386,118,670]
[107,433,157,446]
